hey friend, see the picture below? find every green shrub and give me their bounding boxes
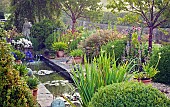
[13,50,25,60]
[79,30,125,60]
[27,77,39,89]
[150,45,170,85]
[31,19,62,49]
[89,82,170,107]
[52,42,68,51]
[30,37,39,51]
[13,64,28,77]
[102,40,126,62]
[0,31,35,107]
[45,31,59,49]
[68,30,93,52]
[70,49,83,57]
[69,37,82,51]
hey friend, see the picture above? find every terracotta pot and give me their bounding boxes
[15,60,22,64]
[138,78,152,84]
[32,88,38,96]
[56,51,64,57]
[32,88,38,101]
[72,57,83,64]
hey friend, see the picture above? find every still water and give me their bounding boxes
[27,61,75,97]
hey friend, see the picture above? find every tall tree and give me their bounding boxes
[10,0,61,31]
[107,0,170,52]
[0,0,10,13]
[57,0,102,33]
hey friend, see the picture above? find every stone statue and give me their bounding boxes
[22,18,32,40]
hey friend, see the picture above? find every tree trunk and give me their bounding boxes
[72,19,76,34]
[148,27,153,53]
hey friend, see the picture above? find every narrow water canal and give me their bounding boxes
[27,61,75,97]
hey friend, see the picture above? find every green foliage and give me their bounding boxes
[69,30,93,52]
[80,30,125,60]
[45,31,59,49]
[31,19,62,49]
[117,13,141,26]
[30,37,39,51]
[89,82,170,107]
[133,64,159,79]
[71,52,134,107]
[102,40,126,63]
[58,0,102,32]
[13,35,25,41]
[13,50,25,60]
[13,64,28,77]
[27,76,39,89]
[68,37,82,51]
[52,42,68,51]
[107,0,170,51]
[70,49,83,57]
[150,45,170,85]
[0,30,35,106]
[10,0,61,31]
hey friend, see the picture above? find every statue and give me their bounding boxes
[22,18,32,40]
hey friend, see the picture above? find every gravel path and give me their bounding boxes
[151,82,170,98]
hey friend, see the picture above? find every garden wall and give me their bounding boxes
[67,19,170,42]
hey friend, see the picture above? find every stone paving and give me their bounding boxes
[37,83,54,107]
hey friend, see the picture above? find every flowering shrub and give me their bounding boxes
[79,30,125,60]
[11,38,32,49]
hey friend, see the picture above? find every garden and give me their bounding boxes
[0,0,170,107]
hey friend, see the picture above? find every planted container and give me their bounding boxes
[70,49,83,64]
[52,42,68,57]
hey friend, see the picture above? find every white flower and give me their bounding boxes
[111,45,114,48]
[11,40,15,43]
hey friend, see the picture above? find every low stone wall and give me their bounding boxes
[75,20,170,42]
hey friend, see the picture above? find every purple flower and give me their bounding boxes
[138,36,141,41]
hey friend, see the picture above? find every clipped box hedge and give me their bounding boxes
[150,45,170,85]
[89,82,170,107]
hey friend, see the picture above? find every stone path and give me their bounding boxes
[37,83,54,107]
[152,82,170,98]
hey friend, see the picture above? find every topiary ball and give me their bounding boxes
[150,45,170,85]
[89,82,170,107]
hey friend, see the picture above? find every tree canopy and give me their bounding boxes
[10,0,61,31]
[57,0,103,33]
[107,0,170,52]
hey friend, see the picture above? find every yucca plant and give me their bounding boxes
[71,51,135,107]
